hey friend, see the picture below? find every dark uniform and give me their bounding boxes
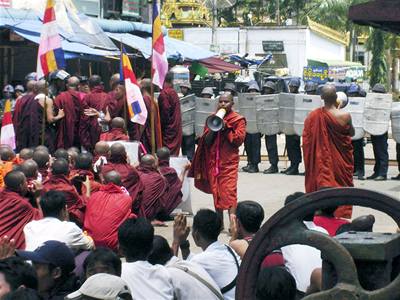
[394,143,400,180]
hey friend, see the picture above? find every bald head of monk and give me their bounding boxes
[35,79,48,95]
[89,75,102,89]
[140,78,151,95]
[67,76,80,91]
[19,148,34,160]
[109,74,121,90]
[321,85,337,106]
[75,153,93,171]
[140,154,157,170]
[0,146,15,161]
[51,158,69,176]
[33,150,50,168]
[156,147,170,162]
[35,145,49,153]
[67,147,79,167]
[26,80,37,94]
[103,170,122,186]
[19,159,39,179]
[217,92,234,113]
[4,170,27,195]
[111,117,125,129]
[95,142,110,156]
[110,143,127,161]
[54,149,69,161]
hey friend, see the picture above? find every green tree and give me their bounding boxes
[366,29,388,87]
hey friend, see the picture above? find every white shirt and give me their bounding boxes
[281,221,328,293]
[189,241,241,300]
[166,256,223,300]
[23,217,94,251]
[121,261,174,300]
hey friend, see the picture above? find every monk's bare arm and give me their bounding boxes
[341,112,355,137]
[45,98,64,123]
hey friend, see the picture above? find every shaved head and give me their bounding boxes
[19,148,34,160]
[51,158,69,175]
[0,146,15,161]
[89,75,102,89]
[95,142,110,156]
[110,143,127,163]
[75,153,93,170]
[33,150,50,168]
[156,147,170,161]
[35,145,49,153]
[67,76,80,89]
[111,117,125,129]
[110,73,121,90]
[140,154,156,169]
[321,85,337,105]
[4,170,26,193]
[104,170,122,185]
[54,149,69,161]
[140,78,151,94]
[19,159,39,179]
[36,79,47,94]
[27,80,37,93]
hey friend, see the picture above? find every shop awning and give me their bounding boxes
[199,57,241,73]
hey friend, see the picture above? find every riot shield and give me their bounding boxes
[363,93,392,135]
[180,94,196,136]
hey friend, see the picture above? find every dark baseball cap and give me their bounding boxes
[17,240,75,273]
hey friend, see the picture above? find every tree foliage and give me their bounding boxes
[366,29,388,87]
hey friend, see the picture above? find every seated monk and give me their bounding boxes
[18,159,40,208]
[67,147,80,170]
[54,148,69,161]
[42,159,85,226]
[0,171,42,249]
[303,85,355,219]
[32,149,50,181]
[101,143,143,210]
[93,141,110,174]
[18,148,34,162]
[0,146,19,187]
[84,171,136,252]
[70,153,101,197]
[156,147,190,219]
[100,117,129,142]
[136,154,168,222]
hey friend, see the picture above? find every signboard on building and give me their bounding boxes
[0,0,11,7]
[303,66,329,84]
[122,0,141,17]
[74,0,100,17]
[262,41,284,52]
[168,29,184,41]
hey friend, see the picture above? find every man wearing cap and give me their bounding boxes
[304,81,318,95]
[367,83,389,181]
[14,85,25,101]
[242,82,261,173]
[17,240,79,299]
[283,78,302,175]
[179,82,192,97]
[48,70,70,98]
[201,87,214,99]
[224,82,237,97]
[66,273,133,300]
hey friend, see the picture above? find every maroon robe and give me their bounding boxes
[38,167,49,181]
[0,188,42,249]
[159,160,183,215]
[54,90,82,149]
[137,165,167,220]
[13,93,35,152]
[100,128,130,142]
[42,174,85,225]
[79,86,109,151]
[158,87,182,155]
[140,95,162,153]
[69,169,101,196]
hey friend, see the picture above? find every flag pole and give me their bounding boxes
[150,70,156,155]
[120,41,128,133]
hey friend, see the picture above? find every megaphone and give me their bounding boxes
[206,108,226,132]
[336,91,349,109]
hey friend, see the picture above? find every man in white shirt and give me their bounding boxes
[118,218,174,300]
[173,209,241,300]
[23,191,94,251]
[148,235,224,300]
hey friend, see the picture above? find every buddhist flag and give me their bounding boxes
[120,49,148,125]
[0,100,15,149]
[151,0,168,89]
[36,0,65,79]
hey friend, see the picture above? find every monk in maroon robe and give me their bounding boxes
[42,159,85,226]
[101,143,143,213]
[303,85,355,219]
[136,154,167,221]
[32,149,50,181]
[54,77,83,149]
[0,171,42,249]
[79,75,109,152]
[100,117,129,142]
[190,93,246,227]
[158,73,182,155]
[69,153,101,197]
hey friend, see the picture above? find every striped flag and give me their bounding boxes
[0,100,15,149]
[36,0,65,79]
[120,49,148,125]
[151,0,168,89]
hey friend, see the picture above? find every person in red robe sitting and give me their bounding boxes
[32,149,50,181]
[100,117,129,142]
[136,154,168,223]
[158,72,182,155]
[84,170,136,252]
[42,158,85,226]
[0,171,42,249]
[0,146,19,187]
[18,159,41,207]
[303,85,355,219]
[190,93,246,227]
[80,75,110,152]
[156,147,190,219]
[69,153,101,197]
[92,141,110,174]
[101,143,143,212]
[18,148,34,162]
[54,76,83,149]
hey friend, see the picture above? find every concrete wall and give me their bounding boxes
[307,30,346,62]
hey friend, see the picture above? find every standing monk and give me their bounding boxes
[303,85,355,218]
[158,72,182,155]
[107,74,123,119]
[54,76,83,149]
[80,75,110,152]
[190,93,246,227]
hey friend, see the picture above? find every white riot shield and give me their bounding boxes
[238,92,259,134]
[180,94,196,136]
[195,97,217,137]
[343,97,365,140]
[170,156,193,214]
[256,94,280,136]
[363,93,392,135]
[391,102,400,143]
[105,141,139,165]
[293,94,323,136]
[233,96,239,113]
[279,93,296,135]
